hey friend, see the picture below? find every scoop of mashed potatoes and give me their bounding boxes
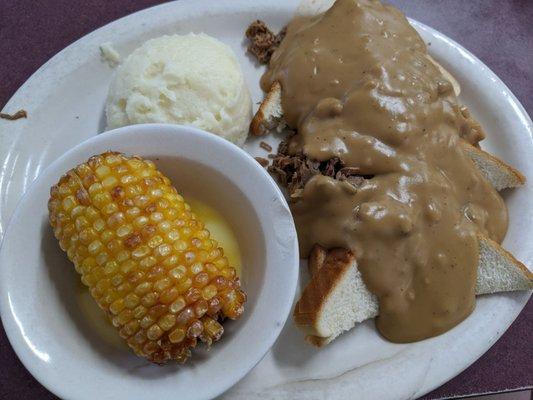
[106,33,252,146]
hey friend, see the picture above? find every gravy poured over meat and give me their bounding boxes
[262,0,508,342]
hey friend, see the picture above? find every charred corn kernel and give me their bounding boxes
[203,317,224,341]
[187,320,203,338]
[168,327,186,343]
[48,152,245,364]
[194,300,208,318]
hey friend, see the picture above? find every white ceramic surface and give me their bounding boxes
[0,124,299,400]
[0,1,531,399]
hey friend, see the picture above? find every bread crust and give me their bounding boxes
[293,249,355,334]
[250,81,283,136]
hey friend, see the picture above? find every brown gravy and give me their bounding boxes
[262,0,508,342]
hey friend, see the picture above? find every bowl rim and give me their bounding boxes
[0,123,299,400]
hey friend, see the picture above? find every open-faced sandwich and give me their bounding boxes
[247,0,532,345]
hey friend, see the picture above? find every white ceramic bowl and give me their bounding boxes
[0,124,299,400]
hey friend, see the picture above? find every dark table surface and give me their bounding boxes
[1,1,532,399]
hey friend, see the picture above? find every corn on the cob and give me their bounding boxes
[48,152,246,363]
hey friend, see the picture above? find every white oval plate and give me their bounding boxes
[0,124,299,400]
[0,0,531,399]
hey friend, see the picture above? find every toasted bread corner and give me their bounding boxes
[460,141,526,190]
[294,248,357,337]
[250,81,284,136]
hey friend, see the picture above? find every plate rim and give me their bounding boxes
[0,1,531,399]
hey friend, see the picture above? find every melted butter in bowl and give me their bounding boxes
[188,198,242,277]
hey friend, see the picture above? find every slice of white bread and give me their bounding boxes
[294,248,378,346]
[295,237,533,347]
[460,141,525,190]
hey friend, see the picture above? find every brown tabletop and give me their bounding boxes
[1,1,532,399]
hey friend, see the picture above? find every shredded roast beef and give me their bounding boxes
[246,22,366,194]
[245,20,287,64]
[268,136,368,195]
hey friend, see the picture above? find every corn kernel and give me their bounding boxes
[88,240,102,255]
[176,307,194,326]
[139,256,157,269]
[168,327,185,343]
[166,230,180,241]
[140,314,155,329]
[134,195,150,208]
[122,320,140,337]
[154,278,171,292]
[107,212,125,227]
[141,292,158,307]
[157,244,171,257]
[93,219,105,232]
[117,309,133,325]
[185,288,201,303]
[121,174,135,184]
[194,300,208,318]
[110,299,126,315]
[169,265,187,281]
[78,228,95,244]
[116,250,130,263]
[124,293,140,309]
[135,282,152,296]
[176,278,192,294]
[62,196,75,212]
[104,261,118,275]
[101,203,119,215]
[126,207,141,218]
[71,205,85,218]
[147,235,163,248]
[102,176,118,188]
[111,274,124,287]
[169,297,186,314]
[127,159,143,170]
[150,212,163,223]
[116,225,133,238]
[190,262,203,274]
[120,259,136,274]
[127,271,143,285]
[95,165,111,179]
[173,240,188,252]
[202,285,218,300]
[101,230,114,243]
[187,320,203,338]
[162,255,179,268]
[158,314,176,331]
[149,304,168,319]
[133,305,147,319]
[132,245,150,259]
[147,324,163,341]
[81,258,96,274]
[160,287,179,304]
